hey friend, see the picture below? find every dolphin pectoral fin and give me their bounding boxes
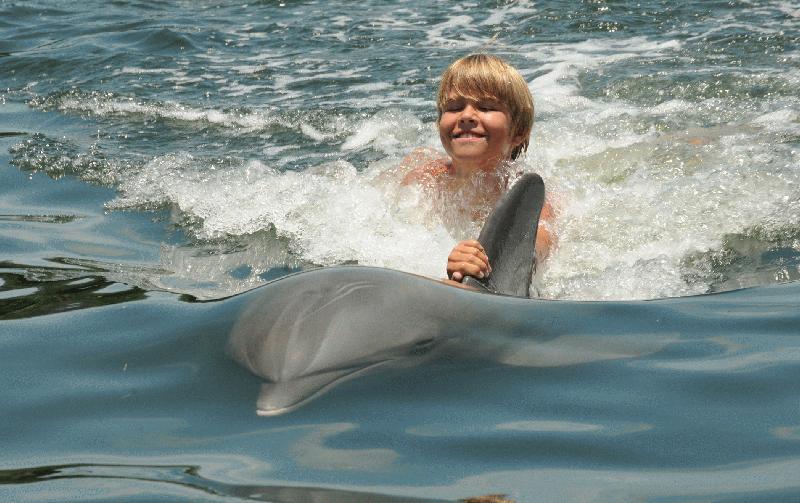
[255,361,392,416]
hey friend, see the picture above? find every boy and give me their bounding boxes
[403,53,554,288]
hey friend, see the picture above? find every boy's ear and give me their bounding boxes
[510,133,526,147]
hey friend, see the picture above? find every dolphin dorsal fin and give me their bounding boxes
[465,173,545,298]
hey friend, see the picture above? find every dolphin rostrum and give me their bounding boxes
[228,174,546,415]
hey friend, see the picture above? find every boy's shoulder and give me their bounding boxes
[401,148,450,185]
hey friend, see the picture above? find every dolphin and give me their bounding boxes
[226,168,800,415]
[228,174,546,415]
[225,260,800,416]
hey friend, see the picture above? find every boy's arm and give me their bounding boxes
[447,199,554,285]
[535,199,555,261]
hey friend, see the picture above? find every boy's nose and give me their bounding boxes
[459,104,478,123]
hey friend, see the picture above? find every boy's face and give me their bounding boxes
[438,94,524,175]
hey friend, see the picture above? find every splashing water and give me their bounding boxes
[4,0,799,300]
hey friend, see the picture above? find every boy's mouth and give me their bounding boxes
[451,132,486,139]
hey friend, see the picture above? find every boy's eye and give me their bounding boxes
[442,98,502,113]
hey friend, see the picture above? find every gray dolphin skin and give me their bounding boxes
[228,174,546,415]
[226,263,800,416]
[228,267,496,415]
[464,172,544,297]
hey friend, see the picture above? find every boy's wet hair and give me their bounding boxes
[437,54,534,160]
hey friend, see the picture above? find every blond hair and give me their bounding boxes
[437,54,534,160]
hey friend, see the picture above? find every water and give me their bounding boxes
[1,1,799,501]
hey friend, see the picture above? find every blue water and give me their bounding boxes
[2,1,800,501]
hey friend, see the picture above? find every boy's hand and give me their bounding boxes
[447,240,491,282]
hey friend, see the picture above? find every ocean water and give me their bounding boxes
[1,1,799,501]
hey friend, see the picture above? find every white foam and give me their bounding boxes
[650,99,692,114]
[480,0,536,26]
[534,118,800,300]
[299,123,333,141]
[55,93,286,131]
[46,20,797,301]
[777,2,800,17]
[753,108,799,132]
[527,36,683,116]
[219,82,267,97]
[108,154,455,280]
[329,15,352,27]
[425,15,483,49]
[348,82,393,93]
[231,65,267,75]
[112,67,180,76]
[165,75,205,86]
[340,109,427,153]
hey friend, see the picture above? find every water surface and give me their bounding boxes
[2,1,800,501]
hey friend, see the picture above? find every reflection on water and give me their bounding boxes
[701,231,800,293]
[5,456,799,502]
[154,231,309,299]
[287,423,399,472]
[447,459,800,502]
[0,463,448,503]
[0,214,81,224]
[0,260,145,320]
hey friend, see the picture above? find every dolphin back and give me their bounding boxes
[466,172,544,298]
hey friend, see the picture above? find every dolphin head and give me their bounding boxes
[228,267,450,415]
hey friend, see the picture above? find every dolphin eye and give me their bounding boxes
[409,337,436,355]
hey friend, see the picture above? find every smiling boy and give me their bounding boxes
[403,53,554,288]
